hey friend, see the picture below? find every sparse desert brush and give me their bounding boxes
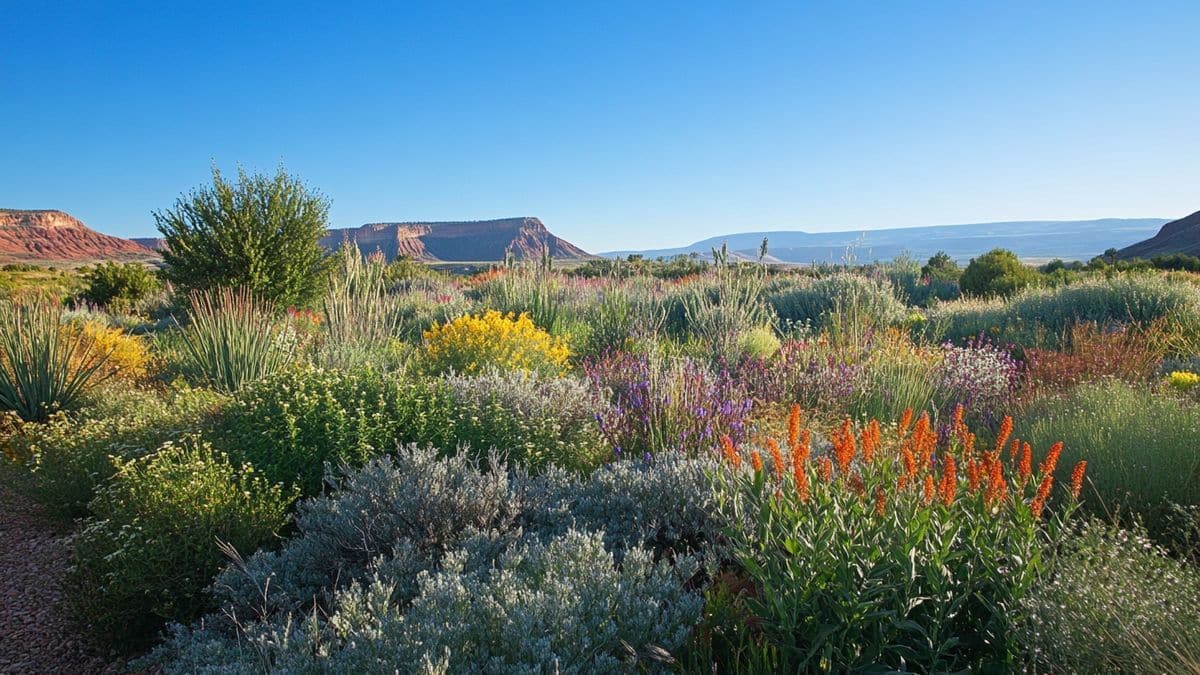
[1020,378,1200,545]
[421,309,570,375]
[1022,321,1166,397]
[702,404,1084,672]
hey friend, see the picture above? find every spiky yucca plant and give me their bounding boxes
[0,297,112,422]
[176,288,293,392]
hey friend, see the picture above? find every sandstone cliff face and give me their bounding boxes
[0,210,158,263]
[321,217,591,262]
[1118,209,1200,259]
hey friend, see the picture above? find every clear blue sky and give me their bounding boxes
[3,1,1197,252]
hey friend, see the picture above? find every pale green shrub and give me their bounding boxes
[768,273,905,331]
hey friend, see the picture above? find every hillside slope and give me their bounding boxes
[604,218,1167,264]
[320,217,591,262]
[0,210,158,264]
[1117,210,1200,259]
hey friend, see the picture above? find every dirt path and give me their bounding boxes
[0,486,120,674]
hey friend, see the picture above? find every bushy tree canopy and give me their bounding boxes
[80,261,160,309]
[155,166,331,307]
[960,248,1036,298]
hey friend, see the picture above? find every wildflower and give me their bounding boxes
[861,419,880,465]
[898,473,909,491]
[1017,443,1032,483]
[1040,441,1063,475]
[1070,460,1087,499]
[1031,473,1054,519]
[966,457,981,493]
[796,465,810,502]
[938,455,957,506]
[720,435,741,468]
[787,404,802,451]
[992,415,1013,455]
[817,457,833,483]
[750,450,764,473]
[874,486,886,516]
[901,444,918,480]
[849,471,865,496]
[898,407,914,438]
[923,474,935,505]
[833,418,856,474]
[766,438,785,480]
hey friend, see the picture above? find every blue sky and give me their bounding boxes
[3,1,1198,252]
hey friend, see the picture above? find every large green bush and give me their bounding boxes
[4,384,228,518]
[222,366,454,495]
[768,273,905,331]
[156,166,332,308]
[1020,379,1200,543]
[959,248,1037,298]
[79,261,160,310]
[67,439,294,653]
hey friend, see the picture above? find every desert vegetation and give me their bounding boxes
[2,171,1199,672]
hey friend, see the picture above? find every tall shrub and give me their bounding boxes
[156,166,331,308]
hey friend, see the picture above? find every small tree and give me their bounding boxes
[156,166,332,308]
[960,248,1036,298]
[921,251,960,281]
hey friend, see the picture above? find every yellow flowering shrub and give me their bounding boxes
[421,310,570,375]
[1167,370,1200,391]
[64,320,151,382]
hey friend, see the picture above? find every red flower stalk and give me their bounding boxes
[720,435,741,468]
[796,465,810,503]
[817,456,833,483]
[1031,473,1054,519]
[787,404,802,453]
[966,457,981,493]
[898,408,914,438]
[922,474,935,505]
[750,450,764,473]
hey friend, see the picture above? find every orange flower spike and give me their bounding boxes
[874,486,887,516]
[898,408,914,439]
[994,415,1014,455]
[1031,473,1054,519]
[720,435,741,468]
[787,404,802,452]
[966,457,981,493]
[922,474,936,505]
[1070,460,1087,499]
[897,473,909,491]
[795,466,811,503]
[1017,443,1033,484]
[938,455,957,506]
[1040,441,1064,476]
[849,471,865,496]
[792,429,811,473]
[901,444,918,479]
[818,457,833,483]
[834,418,856,474]
[766,438,786,481]
[962,432,975,456]
[952,403,965,432]
[1009,438,1021,461]
[750,450,764,473]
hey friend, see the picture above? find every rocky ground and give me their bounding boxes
[0,485,121,674]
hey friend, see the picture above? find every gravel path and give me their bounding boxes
[0,485,121,674]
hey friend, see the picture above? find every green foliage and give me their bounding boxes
[174,287,295,392]
[155,166,332,307]
[79,261,160,310]
[959,248,1037,298]
[682,267,774,362]
[4,384,228,518]
[67,439,294,653]
[1020,379,1200,544]
[222,366,454,495]
[1021,521,1200,672]
[317,244,403,370]
[768,273,904,331]
[0,297,113,421]
[922,250,960,281]
[735,325,781,360]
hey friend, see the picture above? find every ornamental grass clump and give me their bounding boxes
[0,297,114,422]
[703,404,1084,672]
[421,309,570,375]
[174,287,295,392]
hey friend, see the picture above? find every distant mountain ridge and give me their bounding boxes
[603,218,1169,264]
[1117,210,1200,259]
[0,209,159,264]
[320,217,592,262]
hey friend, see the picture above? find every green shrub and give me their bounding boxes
[1021,521,1200,672]
[67,439,294,653]
[682,269,774,362]
[959,248,1037,298]
[174,287,296,392]
[1020,379,1200,543]
[4,384,228,518]
[443,370,608,473]
[735,325,781,360]
[79,261,160,310]
[156,165,332,308]
[0,297,114,421]
[768,273,905,331]
[222,365,455,495]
